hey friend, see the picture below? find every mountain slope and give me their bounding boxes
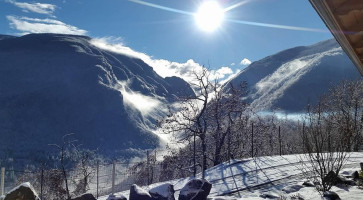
[227,39,362,112]
[0,33,193,157]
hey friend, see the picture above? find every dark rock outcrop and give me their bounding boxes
[178,179,212,200]
[323,171,338,186]
[323,191,341,200]
[106,194,127,200]
[71,193,97,200]
[149,183,175,200]
[352,171,360,180]
[336,175,356,186]
[4,183,40,200]
[129,184,151,200]
[323,171,356,186]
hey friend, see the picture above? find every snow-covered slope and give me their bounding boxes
[0,34,16,40]
[227,39,362,112]
[0,33,194,157]
[100,152,363,200]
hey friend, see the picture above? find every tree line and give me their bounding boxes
[158,69,363,192]
[11,70,363,196]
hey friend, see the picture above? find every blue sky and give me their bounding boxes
[0,0,333,82]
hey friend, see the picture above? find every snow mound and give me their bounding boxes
[4,182,40,200]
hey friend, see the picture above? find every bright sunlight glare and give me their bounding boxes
[195,1,224,32]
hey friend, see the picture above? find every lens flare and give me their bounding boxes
[194,1,225,32]
[126,0,326,33]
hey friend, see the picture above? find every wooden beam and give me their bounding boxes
[352,40,363,49]
[347,31,363,44]
[336,11,363,32]
[309,0,363,75]
[333,0,363,15]
[329,0,350,9]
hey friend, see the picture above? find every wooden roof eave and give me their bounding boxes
[309,0,363,76]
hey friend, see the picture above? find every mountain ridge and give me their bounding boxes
[226,39,361,112]
[0,33,194,158]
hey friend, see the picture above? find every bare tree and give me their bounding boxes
[300,80,363,192]
[159,68,212,178]
[157,144,197,181]
[16,167,67,200]
[49,133,78,199]
[207,82,248,165]
[301,101,349,192]
[72,149,98,196]
[326,80,363,151]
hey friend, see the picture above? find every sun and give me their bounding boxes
[194,1,225,32]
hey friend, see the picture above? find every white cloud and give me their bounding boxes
[90,37,243,86]
[210,66,233,80]
[7,16,87,35]
[7,0,56,16]
[90,37,206,84]
[90,37,151,63]
[220,69,241,85]
[150,59,206,83]
[231,63,235,66]
[240,58,252,66]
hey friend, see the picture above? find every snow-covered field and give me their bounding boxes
[98,152,363,200]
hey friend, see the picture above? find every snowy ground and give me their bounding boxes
[98,152,363,200]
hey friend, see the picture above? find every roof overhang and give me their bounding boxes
[309,0,363,75]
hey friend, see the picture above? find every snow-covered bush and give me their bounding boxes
[300,80,363,192]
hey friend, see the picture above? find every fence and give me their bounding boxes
[0,124,296,199]
[0,150,172,200]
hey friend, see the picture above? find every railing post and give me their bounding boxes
[279,126,282,156]
[40,169,44,200]
[147,150,150,185]
[1,167,5,196]
[96,161,99,198]
[193,132,196,177]
[251,123,254,158]
[112,160,116,195]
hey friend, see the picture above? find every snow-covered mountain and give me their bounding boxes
[227,39,362,112]
[0,34,16,40]
[0,33,194,157]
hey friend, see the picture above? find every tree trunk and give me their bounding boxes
[213,144,222,166]
[201,135,207,179]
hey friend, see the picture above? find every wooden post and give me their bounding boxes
[302,123,305,153]
[112,160,116,195]
[228,129,231,160]
[1,167,5,196]
[40,169,44,200]
[279,126,282,156]
[251,123,254,158]
[96,161,99,198]
[147,150,150,185]
[193,132,196,177]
